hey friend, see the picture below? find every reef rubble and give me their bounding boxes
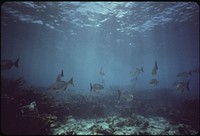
[52,114,198,135]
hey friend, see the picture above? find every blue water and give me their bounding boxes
[1,2,199,135]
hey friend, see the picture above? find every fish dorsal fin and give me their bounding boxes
[56,70,64,82]
[141,67,144,72]
[155,60,158,70]
[56,74,62,82]
[61,69,64,77]
[90,83,93,92]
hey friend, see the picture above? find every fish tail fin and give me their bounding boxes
[90,83,93,92]
[14,58,19,68]
[68,77,75,87]
[186,80,190,91]
[141,67,144,72]
[61,69,64,77]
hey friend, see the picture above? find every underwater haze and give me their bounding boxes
[1,1,199,135]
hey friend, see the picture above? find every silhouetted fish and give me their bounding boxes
[176,71,191,78]
[48,77,74,92]
[175,80,190,92]
[130,67,144,80]
[149,79,159,86]
[190,67,199,74]
[117,90,134,102]
[1,58,19,70]
[90,83,104,92]
[130,67,144,75]
[100,67,105,76]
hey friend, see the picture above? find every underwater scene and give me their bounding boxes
[1,1,199,135]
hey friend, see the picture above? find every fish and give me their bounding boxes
[131,67,144,75]
[175,80,190,92]
[176,72,192,78]
[48,77,75,92]
[152,60,158,76]
[90,83,104,92]
[100,67,105,76]
[56,69,64,82]
[136,67,144,74]
[190,67,200,74]
[117,90,134,102]
[130,67,144,79]
[1,58,19,70]
[149,79,159,86]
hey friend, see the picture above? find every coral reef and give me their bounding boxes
[52,115,198,135]
[1,77,61,135]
